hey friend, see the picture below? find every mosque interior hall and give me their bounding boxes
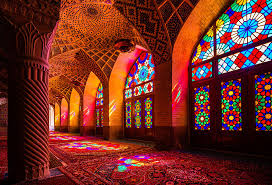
[1,0,272,184]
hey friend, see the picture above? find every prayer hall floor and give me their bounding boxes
[1,131,272,184]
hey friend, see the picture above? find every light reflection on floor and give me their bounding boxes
[117,155,158,172]
[49,131,83,141]
[49,131,73,137]
[60,141,128,152]
[50,136,84,141]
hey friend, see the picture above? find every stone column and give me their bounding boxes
[8,22,57,182]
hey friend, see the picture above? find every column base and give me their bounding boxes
[25,162,49,180]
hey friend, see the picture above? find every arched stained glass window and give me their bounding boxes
[192,0,272,76]
[96,83,103,128]
[190,0,272,138]
[124,52,155,138]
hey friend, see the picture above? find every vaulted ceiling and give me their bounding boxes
[49,0,199,104]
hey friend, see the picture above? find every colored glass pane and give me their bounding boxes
[216,0,272,55]
[143,82,153,94]
[125,52,155,88]
[96,99,100,106]
[96,109,100,127]
[255,72,272,131]
[96,83,103,99]
[194,86,210,130]
[192,26,215,65]
[135,100,142,128]
[134,82,153,97]
[101,108,103,127]
[221,79,242,131]
[125,89,132,99]
[192,62,212,81]
[218,41,272,74]
[144,97,153,128]
[126,102,132,128]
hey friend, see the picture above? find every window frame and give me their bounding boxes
[189,1,272,139]
[123,51,155,138]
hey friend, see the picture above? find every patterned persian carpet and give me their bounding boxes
[0,139,7,182]
[1,132,272,184]
[49,132,272,185]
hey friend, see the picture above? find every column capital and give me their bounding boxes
[15,22,58,69]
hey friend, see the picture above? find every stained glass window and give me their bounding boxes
[96,109,100,127]
[96,83,103,127]
[194,86,210,130]
[191,0,272,79]
[221,79,242,131]
[192,26,215,65]
[144,97,153,128]
[191,0,272,134]
[96,83,103,99]
[124,52,155,132]
[126,102,132,128]
[255,72,272,131]
[216,0,272,55]
[135,100,142,128]
[125,52,155,91]
[101,108,103,127]
[134,82,153,97]
[218,42,272,74]
[125,89,132,99]
[192,62,212,81]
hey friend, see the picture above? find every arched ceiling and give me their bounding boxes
[49,0,149,102]
[49,0,200,103]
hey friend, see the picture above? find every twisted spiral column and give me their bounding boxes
[8,22,57,182]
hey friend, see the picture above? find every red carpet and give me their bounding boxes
[49,132,272,185]
[1,132,272,184]
[0,139,7,181]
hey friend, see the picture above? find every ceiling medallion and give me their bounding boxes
[114,39,135,53]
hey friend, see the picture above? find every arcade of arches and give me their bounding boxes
[1,0,272,184]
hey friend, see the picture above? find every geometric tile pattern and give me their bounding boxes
[158,0,196,45]
[49,0,200,102]
[115,0,198,63]
[216,0,272,55]
[218,42,272,74]
[255,72,272,131]
[192,62,212,82]
[194,85,210,130]
[221,79,242,131]
[49,2,149,102]
[192,0,272,81]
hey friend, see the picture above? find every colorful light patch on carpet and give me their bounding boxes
[50,136,85,141]
[49,131,75,137]
[117,155,158,172]
[60,141,128,152]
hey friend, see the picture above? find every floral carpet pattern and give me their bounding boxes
[0,139,7,181]
[1,132,272,184]
[49,132,272,185]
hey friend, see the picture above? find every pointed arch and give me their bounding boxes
[172,0,231,148]
[69,88,80,133]
[109,45,145,139]
[82,72,101,135]
[54,102,61,131]
[61,98,69,132]
[173,0,272,152]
